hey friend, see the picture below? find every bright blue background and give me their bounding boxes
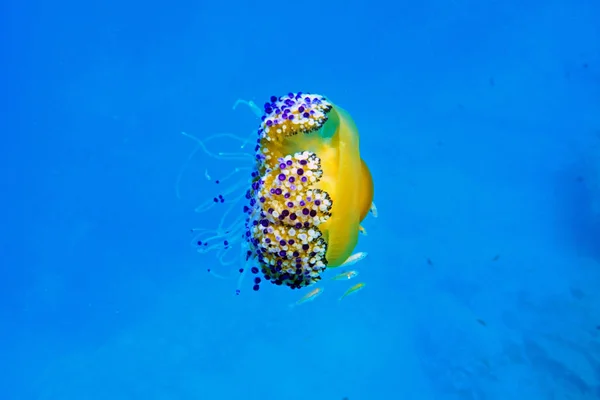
[2,0,600,399]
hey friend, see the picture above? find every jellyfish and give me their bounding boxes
[185,92,375,294]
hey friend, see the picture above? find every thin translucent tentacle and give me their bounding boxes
[194,180,248,213]
[213,167,252,184]
[209,270,232,280]
[215,153,254,161]
[234,242,255,294]
[181,131,254,160]
[232,98,263,149]
[193,167,250,214]
[175,144,202,199]
[176,131,252,199]
[232,99,263,118]
[177,101,263,293]
[239,131,257,150]
[204,237,251,292]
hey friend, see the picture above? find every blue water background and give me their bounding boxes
[2,0,600,399]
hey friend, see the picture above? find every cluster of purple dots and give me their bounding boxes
[258,92,331,134]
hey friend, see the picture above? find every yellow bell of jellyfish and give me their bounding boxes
[190,92,374,293]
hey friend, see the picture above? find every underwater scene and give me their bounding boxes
[2,0,600,399]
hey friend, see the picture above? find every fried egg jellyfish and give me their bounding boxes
[181,93,375,294]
